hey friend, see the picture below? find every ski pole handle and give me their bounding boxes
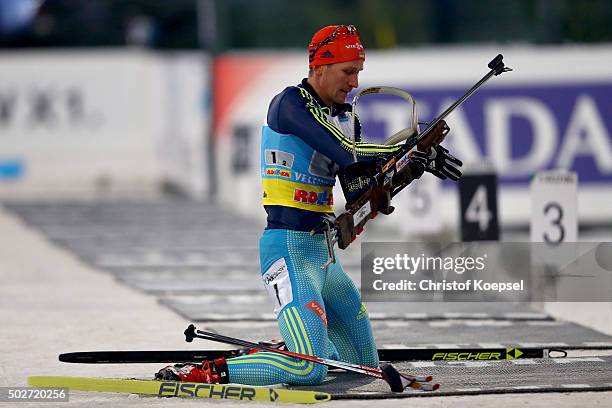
[184,324,196,343]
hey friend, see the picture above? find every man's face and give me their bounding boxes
[317,60,363,105]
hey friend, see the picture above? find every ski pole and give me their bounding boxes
[184,324,434,392]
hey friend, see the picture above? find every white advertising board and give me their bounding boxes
[158,53,210,199]
[0,51,209,199]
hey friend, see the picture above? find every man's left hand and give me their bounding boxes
[416,120,450,153]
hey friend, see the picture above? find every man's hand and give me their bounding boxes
[392,156,425,186]
[411,145,463,181]
[416,120,450,153]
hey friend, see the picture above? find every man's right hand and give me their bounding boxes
[391,155,426,186]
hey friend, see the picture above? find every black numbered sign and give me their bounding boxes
[458,174,500,241]
[232,125,251,173]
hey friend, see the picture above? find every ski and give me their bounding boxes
[379,346,561,361]
[59,349,245,364]
[28,376,331,404]
[59,346,563,364]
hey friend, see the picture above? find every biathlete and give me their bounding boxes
[156,24,461,386]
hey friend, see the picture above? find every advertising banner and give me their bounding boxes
[213,45,612,228]
[0,51,209,198]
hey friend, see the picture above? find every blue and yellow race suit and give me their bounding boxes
[226,79,401,385]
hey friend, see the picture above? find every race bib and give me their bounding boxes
[262,258,293,316]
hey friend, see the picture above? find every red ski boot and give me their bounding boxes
[155,358,228,383]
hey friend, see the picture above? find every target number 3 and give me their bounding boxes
[543,202,565,244]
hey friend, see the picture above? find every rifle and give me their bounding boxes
[314,54,512,268]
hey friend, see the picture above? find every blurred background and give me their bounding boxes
[2,0,612,49]
[1,0,611,234]
[1,0,611,337]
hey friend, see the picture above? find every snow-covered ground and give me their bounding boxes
[1,204,610,407]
